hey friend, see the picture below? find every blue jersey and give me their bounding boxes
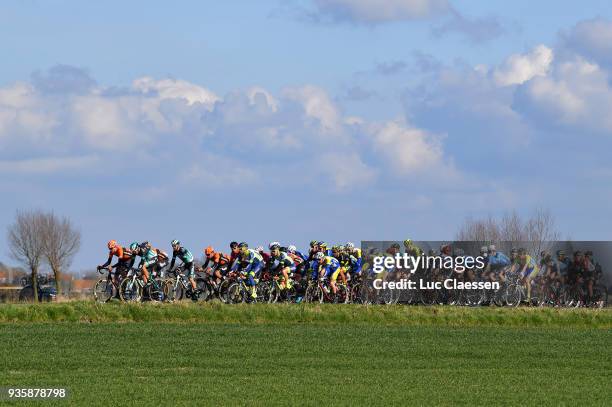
[488,252,510,268]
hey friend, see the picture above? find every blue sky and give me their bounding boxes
[1,0,612,271]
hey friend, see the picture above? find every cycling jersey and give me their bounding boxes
[520,255,539,278]
[320,256,341,281]
[270,252,296,272]
[234,249,264,275]
[202,252,230,269]
[170,247,194,268]
[488,252,511,268]
[139,248,158,268]
[101,246,133,269]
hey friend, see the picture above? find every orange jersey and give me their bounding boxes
[110,246,132,262]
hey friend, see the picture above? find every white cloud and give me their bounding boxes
[370,120,446,173]
[312,0,449,23]
[246,87,279,112]
[132,77,219,108]
[282,85,342,134]
[515,56,612,132]
[493,45,553,86]
[561,18,612,67]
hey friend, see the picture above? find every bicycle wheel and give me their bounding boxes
[227,283,245,304]
[504,284,522,307]
[267,283,280,303]
[464,288,484,307]
[335,284,349,304]
[195,278,208,302]
[93,279,114,303]
[218,279,232,303]
[120,278,142,302]
[146,279,165,302]
[420,288,436,306]
[591,284,608,308]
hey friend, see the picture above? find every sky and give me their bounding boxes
[2,0,612,271]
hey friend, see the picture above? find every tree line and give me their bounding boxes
[7,210,80,301]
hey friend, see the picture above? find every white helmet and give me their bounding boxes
[269,241,281,250]
[256,246,264,253]
[346,242,355,249]
[488,244,496,252]
[287,245,297,253]
[314,252,324,260]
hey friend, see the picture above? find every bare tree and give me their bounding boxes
[40,212,81,296]
[7,211,45,302]
[455,208,561,257]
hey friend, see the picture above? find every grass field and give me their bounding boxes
[0,303,610,406]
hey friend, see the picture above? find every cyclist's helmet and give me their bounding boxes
[204,246,214,256]
[518,248,527,255]
[314,252,325,260]
[338,245,345,252]
[488,244,496,252]
[318,241,327,248]
[585,250,593,257]
[287,245,297,253]
[107,240,117,250]
[480,246,488,254]
[556,249,565,256]
[403,239,412,247]
[269,241,281,250]
[346,242,355,250]
[510,248,518,255]
[309,240,318,248]
[129,242,139,251]
[238,242,248,249]
[139,241,149,250]
[171,239,180,247]
[256,246,264,253]
[230,241,239,249]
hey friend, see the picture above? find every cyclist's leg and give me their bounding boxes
[330,268,340,294]
[246,271,257,298]
[339,267,347,286]
[142,265,149,284]
[185,262,196,290]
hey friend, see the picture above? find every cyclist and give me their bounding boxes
[403,239,423,256]
[332,245,349,286]
[583,250,596,303]
[135,242,159,285]
[98,240,134,275]
[169,240,196,292]
[202,246,230,284]
[227,241,240,270]
[232,242,264,299]
[486,244,510,280]
[286,245,307,278]
[345,242,362,278]
[316,251,342,296]
[269,242,295,289]
[97,240,135,289]
[514,248,539,303]
[555,250,570,283]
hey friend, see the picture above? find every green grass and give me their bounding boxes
[0,304,610,406]
[0,301,611,328]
